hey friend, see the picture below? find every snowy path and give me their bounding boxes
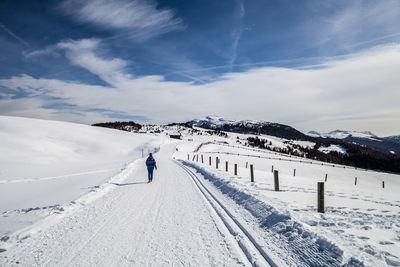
[1,144,272,266]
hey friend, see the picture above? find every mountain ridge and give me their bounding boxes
[187,116,400,155]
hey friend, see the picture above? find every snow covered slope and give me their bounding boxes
[175,139,400,266]
[0,116,163,239]
[1,116,399,266]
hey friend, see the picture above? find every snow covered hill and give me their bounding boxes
[1,116,399,266]
[188,116,400,156]
[175,139,400,266]
[0,116,163,241]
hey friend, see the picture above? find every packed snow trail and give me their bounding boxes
[0,143,264,266]
[177,161,275,267]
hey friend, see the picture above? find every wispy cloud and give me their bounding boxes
[229,0,245,68]
[24,39,130,86]
[59,0,185,41]
[23,46,60,58]
[0,22,30,47]
[310,1,400,51]
[56,39,130,85]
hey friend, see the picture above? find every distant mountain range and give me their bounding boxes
[307,130,378,140]
[187,115,310,141]
[307,130,400,155]
[93,115,400,173]
[187,116,400,155]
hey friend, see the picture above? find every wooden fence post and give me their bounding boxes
[382,181,385,188]
[209,156,211,166]
[318,182,325,213]
[192,155,196,161]
[201,155,204,163]
[355,177,357,185]
[226,161,228,172]
[234,164,237,175]
[325,174,328,182]
[246,162,248,168]
[216,157,219,169]
[187,154,189,160]
[250,164,254,182]
[196,154,198,162]
[274,170,279,191]
[293,168,296,177]
[271,165,274,173]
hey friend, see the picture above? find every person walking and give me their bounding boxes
[146,153,157,183]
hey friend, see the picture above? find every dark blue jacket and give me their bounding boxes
[146,156,157,169]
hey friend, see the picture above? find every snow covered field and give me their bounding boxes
[1,116,399,266]
[175,140,400,266]
[0,116,164,241]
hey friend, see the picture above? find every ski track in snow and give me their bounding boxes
[180,161,350,267]
[177,161,274,266]
[0,144,248,266]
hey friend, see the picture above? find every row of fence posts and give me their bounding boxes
[186,153,386,213]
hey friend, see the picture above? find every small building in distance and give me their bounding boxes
[169,132,181,140]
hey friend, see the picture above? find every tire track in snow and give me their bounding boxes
[175,160,277,267]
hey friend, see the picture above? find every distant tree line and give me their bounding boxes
[92,121,142,132]
[188,128,228,137]
[247,136,400,174]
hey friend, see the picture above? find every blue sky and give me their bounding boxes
[1,0,400,136]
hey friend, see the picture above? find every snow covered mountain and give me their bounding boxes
[307,129,378,140]
[187,115,309,141]
[188,115,237,127]
[308,129,400,155]
[186,116,400,157]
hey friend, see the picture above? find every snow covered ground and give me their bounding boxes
[1,116,399,266]
[318,144,347,154]
[175,140,400,266]
[0,116,164,241]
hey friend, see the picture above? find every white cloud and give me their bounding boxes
[2,40,400,136]
[24,39,130,85]
[60,0,185,40]
[57,39,130,85]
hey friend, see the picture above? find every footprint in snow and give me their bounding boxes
[361,226,372,230]
[379,241,394,245]
[306,220,318,226]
